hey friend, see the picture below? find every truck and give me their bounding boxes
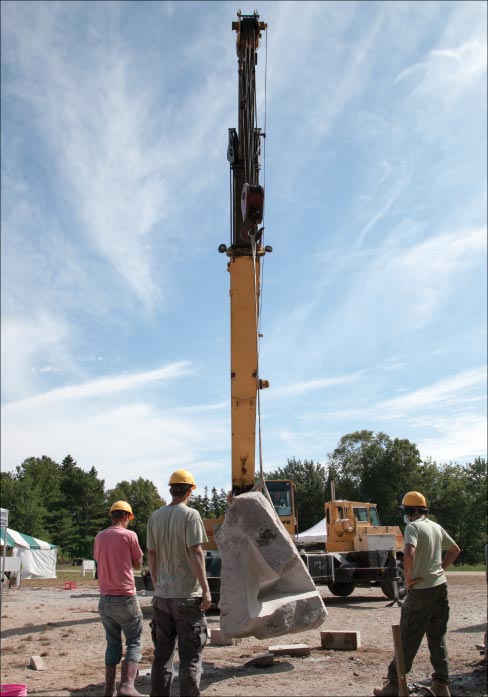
[202,11,405,607]
[261,478,406,599]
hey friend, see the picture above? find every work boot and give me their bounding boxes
[373,680,399,696]
[104,664,117,697]
[118,660,147,697]
[432,681,451,697]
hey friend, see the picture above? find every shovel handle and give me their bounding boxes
[392,624,409,697]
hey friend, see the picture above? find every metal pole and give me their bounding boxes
[392,624,408,697]
[1,527,8,609]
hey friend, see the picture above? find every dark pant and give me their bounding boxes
[150,596,208,697]
[388,583,450,685]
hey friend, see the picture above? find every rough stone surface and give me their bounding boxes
[268,643,311,657]
[320,630,361,650]
[215,492,327,639]
[243,652,274,668]
[29,655,46,670]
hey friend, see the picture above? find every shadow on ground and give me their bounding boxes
[2,615,100,639]
[62,660,294,696]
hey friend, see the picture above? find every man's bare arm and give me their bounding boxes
[188,543,212,611]
[404,542,419,589]
[133,556,142,571]
[442,543,461,570]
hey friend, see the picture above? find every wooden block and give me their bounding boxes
[320,630,361,650]
[244,652,274,668]
[209,627,236,646]
[268,643,311,657]
[30,655,46,670]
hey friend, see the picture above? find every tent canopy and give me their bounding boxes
[0,527,57,579]
[296,517,327,543]
[0,527,57,550]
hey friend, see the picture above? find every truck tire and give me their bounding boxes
[327,582,354,597]
[381,561,406,600]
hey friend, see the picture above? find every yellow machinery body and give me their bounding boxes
[325,499,403,553]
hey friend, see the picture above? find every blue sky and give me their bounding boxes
[1,0,486,498]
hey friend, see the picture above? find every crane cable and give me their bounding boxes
[250,26,273,509]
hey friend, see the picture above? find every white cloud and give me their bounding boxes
[1,398,229,493]
[1,1,234,313]
[417,413,486,464]
[4,361,193,410]
[325,366,486,423]
[1,314,73,402]
[375,367,486,418]
[271,370,366,397]
[342,226,486,334]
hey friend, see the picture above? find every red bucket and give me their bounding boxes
[70,581,77,590]
[0,685,28,697]
[64,581,71,590]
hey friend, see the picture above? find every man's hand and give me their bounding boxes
[189,543,212,611]
[201,589,212,612]
[406,576,423,590]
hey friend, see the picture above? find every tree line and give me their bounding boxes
[1,431,486,564]
[264,431,487,565]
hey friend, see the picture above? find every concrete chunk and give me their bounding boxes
[320,630,361,650]
[30,655,46,670]
[244,652,274,668]
[215,492,327,639]
[268,643,311,657]
[209,627,237,646]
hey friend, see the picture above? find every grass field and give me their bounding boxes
[14,562,486,590]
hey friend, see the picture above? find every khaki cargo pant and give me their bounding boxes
[150,596,208,697]
[388,583,450,685]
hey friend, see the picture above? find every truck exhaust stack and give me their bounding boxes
[215,492,328,639]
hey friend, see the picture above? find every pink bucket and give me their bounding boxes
[0,685,28,697]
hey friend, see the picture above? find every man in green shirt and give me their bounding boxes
[147,469,212,697]
[374,491,460,697]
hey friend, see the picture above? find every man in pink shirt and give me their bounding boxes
[94,500,146,697]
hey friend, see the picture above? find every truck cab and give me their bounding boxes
[267,479,297,536]
[325,499,404,553]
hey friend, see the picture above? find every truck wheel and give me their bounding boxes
[327,582,354,597]
[381,561,407,599]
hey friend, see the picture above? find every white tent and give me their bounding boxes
[296,517,327,544]
[0,527,57,579]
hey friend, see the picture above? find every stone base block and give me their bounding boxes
[29,655,46,670]
[320,630,361,650]
[268,643,311,657]
[209,627,237,646]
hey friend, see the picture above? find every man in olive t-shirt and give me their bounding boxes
[374,491,460,697]
[147,469,211,697]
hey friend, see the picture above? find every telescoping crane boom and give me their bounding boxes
[210,12,328,640]
[220,12,269,497]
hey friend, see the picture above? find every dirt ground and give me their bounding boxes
[1,573,486,697]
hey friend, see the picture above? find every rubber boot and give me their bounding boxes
[373,680,399,697]
[431,682,451,697]
[118,660,147,697]
[104,664,117,697]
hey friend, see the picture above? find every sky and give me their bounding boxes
[1,0,487,499]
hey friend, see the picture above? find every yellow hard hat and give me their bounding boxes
[109,500,135,520]
[401,491,427,509]
[169,469,197,489]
